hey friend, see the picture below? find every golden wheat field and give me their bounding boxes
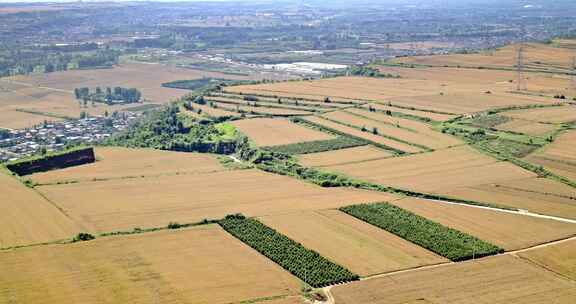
[28,147,225,184]
[0,225,300,304]
[495,118,558,136]
[304,116,423,153]
[331,255,576,304]
[298,145,392,167]
[232,118,334,146]
[503,105,576,123]
[391,198,576,250]
[36,169,399,233]
[259,210,446,277]
[518,239,576,281]
[392,42,576,71]
[0,171,80,248]
[525,130,576,181]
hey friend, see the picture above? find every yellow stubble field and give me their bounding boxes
[331,255,576,304]
[518,239,576,281]
[298,145,392,167]
[232,118,334,146]
[259,210,446,277]
[0,171,81,248]
[36,169,399,233]
[28,147,225,184]
[391,198,576,251]
[0,225,301,304]
[525,130,576,181]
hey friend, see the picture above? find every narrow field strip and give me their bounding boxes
[340,203,503,261]
[263,137,367,155]
[219,214,359,287]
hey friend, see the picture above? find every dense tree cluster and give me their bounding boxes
[219,214,359,287]
[74,87,142,105]
[340,203,503,261]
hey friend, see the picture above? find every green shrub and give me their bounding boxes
[73,233,95,242]
[219,215,358,287]
[340,203,503,261]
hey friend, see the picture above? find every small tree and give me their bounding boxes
[73,233,95,242]
[372,127,379,135]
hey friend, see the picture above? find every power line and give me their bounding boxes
[516,42,527,91]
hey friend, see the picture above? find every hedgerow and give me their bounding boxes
[263,137,366,155]
[340,203,503,261]
[219,214,359,287]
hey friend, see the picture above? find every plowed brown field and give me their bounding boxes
[0,225,300,304]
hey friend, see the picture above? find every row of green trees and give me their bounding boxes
[263,137,366,155]
[340,203,503,261]
[219,214,359,287]
[74,87,142,105]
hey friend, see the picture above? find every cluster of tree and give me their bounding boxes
[336,65,401,78]
[219,215,359,287]
[340,203,503,261]
[0,49,120,77]
[74,87,142,105]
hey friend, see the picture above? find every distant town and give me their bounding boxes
[0,112,141,162]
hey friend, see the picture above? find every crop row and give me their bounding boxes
[340,203,503,261]
[219,214,359,287]
[263,136,366,155]
[292,117,407,155]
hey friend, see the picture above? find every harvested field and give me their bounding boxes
[0,171,80,248]
[323,146,576,218]
[298,145,393,167]
[518,239,576,280]
[218,92,351,108]
[341,109,462,148]
[0,225,300,304]
[214,102,312,116]
[388,92,550,115]
[0,109,62,129]
[364,103,457,121]
[503,105,576,123]
[184,102,240,118]
[392,43,576,72]
[0,64,252,127]
[36,169,399,233]
[227,70,555,115]
[259,210,446,276]
[232,118,334,146]
[496,118,558,136]
[304,116,422,153]
[325,146,534,193]
[205,96,319,112]
[525,130,576,181]
[29,147,224,184]
[332,255,576,304]
[446,178,576,220]
[391,198,576,250]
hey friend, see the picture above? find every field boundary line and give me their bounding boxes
[420,198,576,224]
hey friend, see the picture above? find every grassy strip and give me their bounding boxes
[262,137,366,155]
[213,92,344,109]
[373,101,458,116]
[225,91,359,106]
[319,116,434,152]
[340,203,503,261]
[206,98,319,113]
[293,117,407,155]
[219,214,359,287]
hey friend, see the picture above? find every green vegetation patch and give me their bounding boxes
[5,146,95,176]
[263,137,366,155]
[340,203,503,261]
[478,138,540,158]
[219,214,359,287]
[461,114,511,129]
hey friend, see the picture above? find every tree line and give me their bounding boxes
[74,86,142,106]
